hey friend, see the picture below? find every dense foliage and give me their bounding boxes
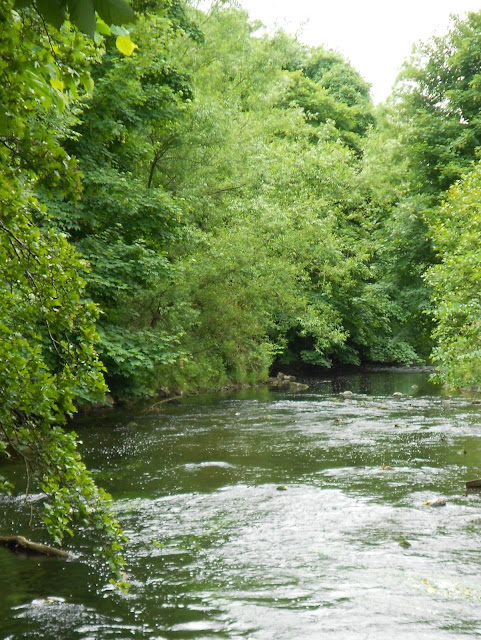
[45,2,419,398]
[395,11,481,198]
[0,1,126,579]
[3,0,481,579]
[48,9,193,397]
[14,0,135,38]
[427,165,481,389]
[388,10,481,387]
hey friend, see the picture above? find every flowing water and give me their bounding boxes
[2,368,481,639]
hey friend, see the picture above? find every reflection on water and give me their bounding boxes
[1,368,481,639]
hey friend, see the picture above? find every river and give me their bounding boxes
[1,368,481,639]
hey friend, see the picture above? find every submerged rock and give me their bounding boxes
[275,372,295,381]
[267,374,309,392]
[288,382,309,392]
[423,499,447,507]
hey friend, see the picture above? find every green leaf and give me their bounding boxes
[95,17,111,36]
[109,24,129,36]
[115,34,137,56]
[36,0,67,29]
[50,77,65,92]
[94,0,135,27]
[0,111,11,136]
[14,0,134,35]
[82,76,95,94]
[13,0,33,8]
[67,0,96,38]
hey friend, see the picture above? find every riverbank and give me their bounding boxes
[77,363,440,414]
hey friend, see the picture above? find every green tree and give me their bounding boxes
[370,9,481,366]
[48,9,196,397]
[148,3,416,380]
[359,107,435,360]
[394,10,481,197]
[0,1,126,580]
[284,45,375,151]
[426,162,481,389]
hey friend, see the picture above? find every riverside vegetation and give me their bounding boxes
[2,0,481,578]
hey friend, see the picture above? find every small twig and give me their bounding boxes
[0,138,17,154]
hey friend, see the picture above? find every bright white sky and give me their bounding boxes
[238,0,481,103]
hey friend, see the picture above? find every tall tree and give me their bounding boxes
[284,45,375,152]
[427,161,481,389]
[145,3,418,382]
[394,10,481,198]
[48,8,196,397]
[370,9,481,365]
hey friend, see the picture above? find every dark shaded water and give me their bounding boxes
[2,369,481,639]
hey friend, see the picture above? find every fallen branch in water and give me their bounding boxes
[142,395,184,413]
[0,536,69,557]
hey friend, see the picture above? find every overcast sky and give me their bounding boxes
[238,0,481,103]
